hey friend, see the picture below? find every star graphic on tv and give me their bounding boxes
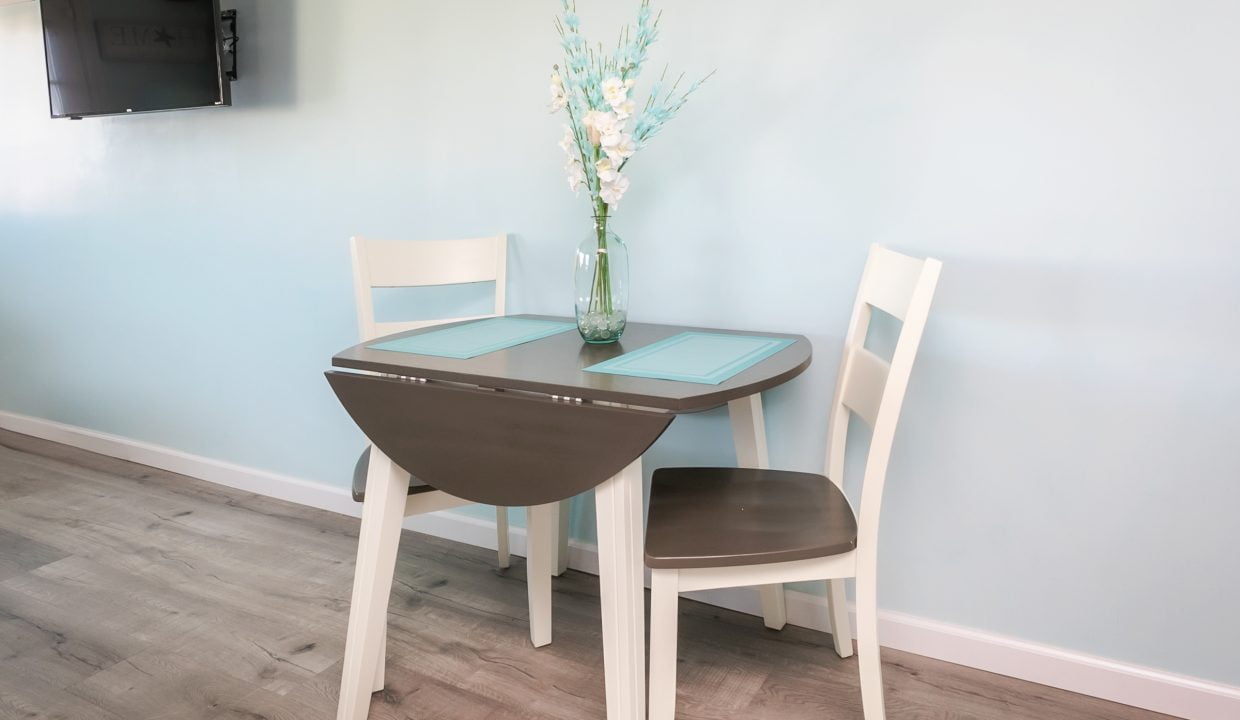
[153,27,174,48]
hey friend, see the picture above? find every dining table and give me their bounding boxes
[326,314,812,720]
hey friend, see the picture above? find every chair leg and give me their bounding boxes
[496,506,511,569]
[855,568,885,720]
[336,449,407,720]
[648,569,680,720]
[526,503,555,648]
[553,499,571,576]
[758,585,788,630]
[826,578,854,658]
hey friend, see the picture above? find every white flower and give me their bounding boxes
[558,126,577,155]
[565,158,586,194]
[602,76,628,109]
[548,78,567,113]
[595,157,618,183]
[583,110,619,145]
[600,173,630,206]
[601,132,635,164]
[613,99,635,121]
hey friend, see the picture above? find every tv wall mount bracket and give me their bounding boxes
[220,10,238,82]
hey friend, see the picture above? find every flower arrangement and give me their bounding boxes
[550,0,711,214]
[549,0,711,341]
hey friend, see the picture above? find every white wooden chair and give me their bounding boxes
[341,234,571,709]
[644,245,942,720]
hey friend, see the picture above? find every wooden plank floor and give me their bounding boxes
[0,428,1175,720]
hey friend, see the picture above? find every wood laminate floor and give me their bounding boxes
[0,429,1175,720]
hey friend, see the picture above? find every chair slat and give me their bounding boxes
[841,347,889,428]
[351,234,506,343]
[362,236,502,288]
[371,315,493,340]
[861,246,925,320]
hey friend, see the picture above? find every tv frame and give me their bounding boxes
[40,0,233,120]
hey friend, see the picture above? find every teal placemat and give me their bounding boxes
[368,317,576,359]
[585,332,794,385]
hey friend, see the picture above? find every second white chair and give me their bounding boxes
[340,234,571,715]
[644,244,942,720]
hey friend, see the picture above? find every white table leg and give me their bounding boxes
[371,631,387,693]
[594,459,646,720]
[337,447,407,720]
[526,503,555,647]
[728,394,788,631]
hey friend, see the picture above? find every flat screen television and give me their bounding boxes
[40,0,231,119]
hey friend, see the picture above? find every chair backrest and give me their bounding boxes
[349,234,508,342]
[824,244,942,556]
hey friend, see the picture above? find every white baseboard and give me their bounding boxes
[682,586,1238,720]
[0,411,363,517]
[2,410,1236,720]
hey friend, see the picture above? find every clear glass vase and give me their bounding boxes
[574,216,628,343]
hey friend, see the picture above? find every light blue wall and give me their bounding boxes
[3,0,1238,686]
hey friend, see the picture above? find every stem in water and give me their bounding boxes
[592,206,611,316]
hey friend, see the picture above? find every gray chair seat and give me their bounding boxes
[644,467,858,569]
[352,446,438,503]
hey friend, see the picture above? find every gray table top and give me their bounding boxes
[331,314,813,412]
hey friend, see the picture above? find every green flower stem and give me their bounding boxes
[591,203,613,317]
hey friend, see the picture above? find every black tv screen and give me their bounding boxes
[40,0,231,119]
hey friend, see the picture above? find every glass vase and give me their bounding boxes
[574,216,628,343]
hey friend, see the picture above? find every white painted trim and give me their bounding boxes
[1,409,1235,720]
[682,586,1240,720]
[0,411,361,515]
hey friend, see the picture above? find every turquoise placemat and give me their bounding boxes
[584,332,794,385]
[368,317,576,359]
